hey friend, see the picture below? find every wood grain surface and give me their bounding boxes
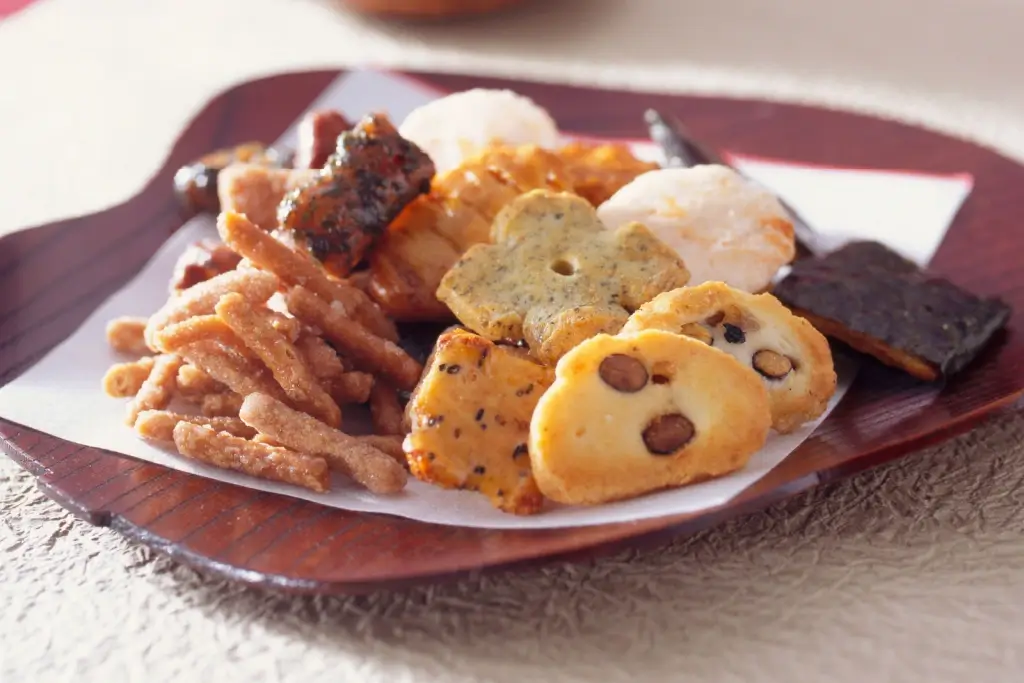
[1,69,1022,595]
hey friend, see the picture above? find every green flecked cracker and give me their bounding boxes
[437,190,691,364]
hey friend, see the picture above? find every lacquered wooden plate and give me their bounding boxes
[2,70,1023,595]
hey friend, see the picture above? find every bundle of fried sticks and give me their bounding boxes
[102,211,422,494]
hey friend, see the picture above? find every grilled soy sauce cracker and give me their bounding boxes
[771,241,1012,381]
[277,113,435,277]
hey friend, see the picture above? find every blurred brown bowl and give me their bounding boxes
[340,0,527,18]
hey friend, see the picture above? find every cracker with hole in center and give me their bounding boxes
[436,190,690,365]
[622,282,837,433]
[529,329,772,506]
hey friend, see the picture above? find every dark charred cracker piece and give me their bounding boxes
[173,142,286,217]
[772,241,1012,381]
[277,113,435,277]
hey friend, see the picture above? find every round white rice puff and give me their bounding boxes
[398,88,559,173]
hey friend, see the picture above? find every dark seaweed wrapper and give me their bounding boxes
[773,241,1011,379]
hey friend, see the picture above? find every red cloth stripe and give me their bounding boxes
[0,0,38,20]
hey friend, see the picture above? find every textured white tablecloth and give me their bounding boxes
[3,1,1024,681]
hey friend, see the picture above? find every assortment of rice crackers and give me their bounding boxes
[101,88,1008,514]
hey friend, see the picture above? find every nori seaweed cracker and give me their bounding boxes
[772,241,1011,381]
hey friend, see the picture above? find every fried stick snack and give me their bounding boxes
[285,286,423,391]
[135,410,256,441]
[105,317,150,355]
[124,354,182,426]
[144,270,279,348]
[172,422,330,493]
[102,357,156,397]
[215,292,341,428]
[239,393,407,494]
[218,211,397,341]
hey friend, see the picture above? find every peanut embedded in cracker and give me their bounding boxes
[529,330,772,506]
[622,281,836,433]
